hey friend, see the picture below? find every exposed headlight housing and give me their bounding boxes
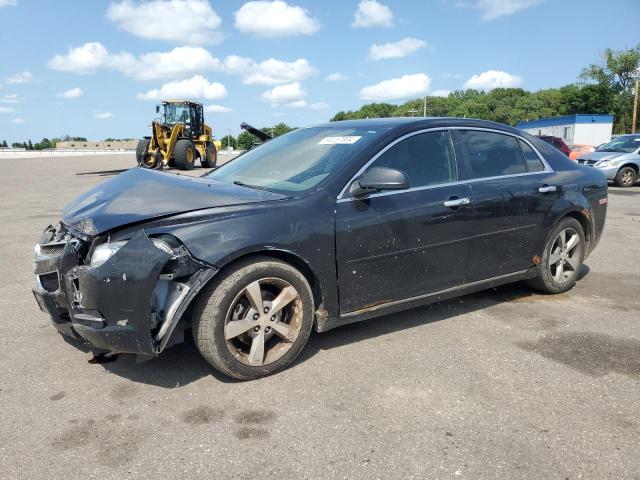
[89,235,185,268]
[90,241,127,268]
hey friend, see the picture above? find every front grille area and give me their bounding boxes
[39,243,65,256]
[33,256,60,274]
[39,272,60,292]
[33,240,70,275]
[578,159,597,166]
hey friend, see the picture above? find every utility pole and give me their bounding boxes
[423,96,427,117]
[632,79,639,134]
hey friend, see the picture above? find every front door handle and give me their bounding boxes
[443,197,470,208]
[538,185,557,193]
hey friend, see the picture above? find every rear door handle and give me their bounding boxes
[443,197,470,208]
[538,185,557,193]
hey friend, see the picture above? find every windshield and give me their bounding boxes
[164,103,190,124]
[596,136,640,153]
[207,126,383,193]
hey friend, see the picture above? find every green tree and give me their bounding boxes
[0,140,7,148]
[220,134,237,150]
[268,122,295,137]
[34,138,52,150]
[581,45,640,132]
[237,131,258,150]
[27,139,34,150]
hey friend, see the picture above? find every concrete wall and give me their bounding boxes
[56,140,137,150]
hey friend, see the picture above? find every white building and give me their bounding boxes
[516,114,613,146]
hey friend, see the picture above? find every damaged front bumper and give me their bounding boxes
[32,225,215,357]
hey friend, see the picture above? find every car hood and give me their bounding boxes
[578,151,627,162]
[63,168,285,235]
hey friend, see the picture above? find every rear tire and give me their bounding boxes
[614,166,637,188]
[174,139,196,170]
[200,142,217,168]
[528,217,585,294]
[135,139,150,166]
[192,257,314,380]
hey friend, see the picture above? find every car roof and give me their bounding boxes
[314,117,523,135]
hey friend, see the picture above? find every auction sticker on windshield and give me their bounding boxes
[318,136,362,145]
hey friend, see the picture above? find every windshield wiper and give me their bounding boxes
[598,148,624,153]
[233,180,268,191]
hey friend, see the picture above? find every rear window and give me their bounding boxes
[519,140,545,172]
[459,130,527,179]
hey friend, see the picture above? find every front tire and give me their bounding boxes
[200,142,217,168]
[192,257,314,380]
[135,139,150,165]
[528,217,585,294]
[174,139,196,170]
[614,166,637,188]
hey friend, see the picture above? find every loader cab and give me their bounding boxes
[159,101,205,136]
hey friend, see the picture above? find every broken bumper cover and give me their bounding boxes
[32,227,215,356]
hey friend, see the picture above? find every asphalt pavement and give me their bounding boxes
[1,154,638,479]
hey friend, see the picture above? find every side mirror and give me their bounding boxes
[349,166,409,197]
[155,105,160,114]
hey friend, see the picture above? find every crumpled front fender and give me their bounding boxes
[66,231,172,355]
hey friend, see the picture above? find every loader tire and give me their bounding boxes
[174,139,196,170]
[135,139,150,166]
[201,142,217,168]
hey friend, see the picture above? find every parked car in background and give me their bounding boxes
[568,144,595,161]
[577,134,640,187]
[32,118,608,380]
[537,135,571,157]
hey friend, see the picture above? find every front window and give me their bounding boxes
[459,130,527,178]
[370,131,457,187]
[596,136,640,153]
[207,126,384,193]
[164,103,191,125]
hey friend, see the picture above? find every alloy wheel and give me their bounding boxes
[620,169,634,186]
[224,278,303,367]
[548,227,582,284]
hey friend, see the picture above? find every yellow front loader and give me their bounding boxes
[136,101,222,170]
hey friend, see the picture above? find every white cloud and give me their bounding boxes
[48,43,114,74]
[309,102,329,110]
[128,47,222,80]
[223,55,314,86]
[1,94,20,104]
[352,0,394,28]
[137,75,227,101]
[360,73,431,101]
[431,89,451,97]
[48,43,222,81]
[94,112,113,119]
[0,1,17,7]
[463,70,522,90]
[204,104,233,113]
[6,71,33,84]
[234,1,319,38]
[261,82,307,106]
[0,106,16,113]
[325,73,348,82]
[57,88,84,99]
[106,0,223,44]
[286,99,307,108]
[11,117,25,124]
[369,38,427,60]
[461,0,544,20]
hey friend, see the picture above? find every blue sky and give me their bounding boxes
[0,0,638,143]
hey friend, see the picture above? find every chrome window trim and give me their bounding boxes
[337,126,554,203]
